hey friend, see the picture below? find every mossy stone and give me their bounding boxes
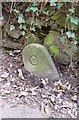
[55,14,78,31]
[44,30,77,63]
[22,43,59,80]
[51,12,63,21]
[44,30,60,47]
[6,26,21,39]
[49,45,60,57]
[27,33,41,45]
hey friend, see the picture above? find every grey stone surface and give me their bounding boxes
[22,43,59,80]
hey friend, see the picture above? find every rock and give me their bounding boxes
[44,30,77,63]
[26,33,41,45]
[6,26,21,39]
[51,13,78,31]
[51,12,63,21]
[3,39,22,49]
[22,43,59,80]
[44,30,60,47]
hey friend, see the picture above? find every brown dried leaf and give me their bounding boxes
[44,104,50,115]
[18,69,25,80]
[50,95,56,104]
[1,72,9,78]
[60,84,68,91]
[1,89,10,94]
[13,50,21,54]
[25,87,38,96]
[40,102,45,115]
[41,78,48,86]
[9,51,14,56]
[19,91,28,97]
[71,95,77,102]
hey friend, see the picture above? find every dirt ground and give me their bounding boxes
[0,47,78,118]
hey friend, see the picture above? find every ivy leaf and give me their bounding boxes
[49,0,56,6]
[30,7,39,12]
[21,31,26,36]
[10,25,15,31]
[43,10,49,15]
[71,18,79,25]
[25,7,30,12]
[71,40,77,45]
[30,26,35,31]
[23,25,26,31]
[14,9,20,14]
[69,7,75,14]
[19,24,23,30]
[32,2,38,7]
[57,3,64,9]
[66,31,75,38]
[67,15,72,20]
[18,14,25,24]
[60,36,67,43]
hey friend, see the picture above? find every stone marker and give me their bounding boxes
[22,43,59,80]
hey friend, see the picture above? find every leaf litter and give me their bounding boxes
[0,50,78,118]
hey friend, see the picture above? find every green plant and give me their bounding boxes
[65,4,79,45]
[9,2,78,46]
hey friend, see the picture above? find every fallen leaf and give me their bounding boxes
[50,95,56,104]
[31,90,37,96]
[18,69,25,80]
[25,87,38,96]
[54,80,62,86]
[60,84,68,91]
[10,78,15,82]
[41,78,48,86]
[49,101,54,109]
[67,84,71,90]
[25,86,38,92]
[1,89,10,94]
[44,104,50,115]
[41,94,47,99]
[9,64,13,68]
[68,109,76,118]
[54,104,59,110]
[19,91,28,97]
[8,51,14,56]
[40,102,45,115]
[13,50,21,54]
[0,78,4,82]
[1,72,9,78]
[62,100,73,109]
[71,95,77,102]
[12,85,17,88]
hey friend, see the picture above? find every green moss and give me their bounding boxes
[44,30,60,47]
[51,12,63,21]
[50,45,60,57]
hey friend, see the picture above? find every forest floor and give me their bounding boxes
[0,47,78,118]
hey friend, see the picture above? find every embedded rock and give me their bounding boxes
[26,33,41,45]
[6,26,21,39]
[51,13,78,31]
[44,30,77,63]
[22,43,59,80]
